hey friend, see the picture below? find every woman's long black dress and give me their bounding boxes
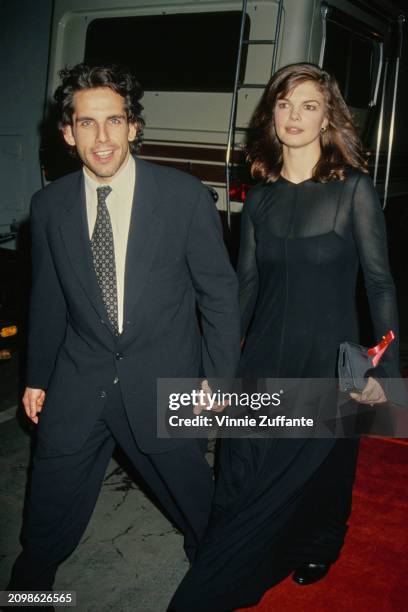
[169,169,401,612]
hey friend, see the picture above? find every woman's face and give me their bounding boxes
[273,80,328,150]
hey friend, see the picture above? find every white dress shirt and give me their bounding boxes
[83,154,136,333]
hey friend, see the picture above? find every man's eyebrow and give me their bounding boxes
[75,114,127,122]
[75,116,94,123]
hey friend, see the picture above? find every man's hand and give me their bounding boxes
[193,379,230,415]
[23,387,46,424]
[350,376,387,405]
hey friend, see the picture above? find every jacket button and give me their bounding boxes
[115,352,124,360]
[100,390,107,398]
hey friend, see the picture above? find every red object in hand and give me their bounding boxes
[367,330,395,367]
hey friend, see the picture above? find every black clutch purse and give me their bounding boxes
[338,331,395,393]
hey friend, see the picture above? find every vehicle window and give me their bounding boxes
[323,19,377,108]
[85,12,250,92]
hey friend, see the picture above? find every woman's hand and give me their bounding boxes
[350,376,387,405]
[193,380,230,415]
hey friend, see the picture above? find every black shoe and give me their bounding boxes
[292,562,331,585]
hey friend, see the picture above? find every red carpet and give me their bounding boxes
[238,437,408,612]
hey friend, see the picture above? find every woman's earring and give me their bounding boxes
[320,125,327,133]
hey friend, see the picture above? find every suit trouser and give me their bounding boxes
[8,382,214,590]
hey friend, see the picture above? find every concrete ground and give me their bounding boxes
[0,401,211,612]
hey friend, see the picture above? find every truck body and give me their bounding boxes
[42,0,408,215]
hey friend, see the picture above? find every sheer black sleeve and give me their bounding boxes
[237,190,259,337]
[352,173,402,385]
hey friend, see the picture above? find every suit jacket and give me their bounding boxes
[27,157,241,454]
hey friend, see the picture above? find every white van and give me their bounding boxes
[44,0,408,230]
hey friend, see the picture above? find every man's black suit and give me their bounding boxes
[10,157,240,589]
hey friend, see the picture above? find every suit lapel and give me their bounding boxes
[123,158,164,330]
[59,172,109,326]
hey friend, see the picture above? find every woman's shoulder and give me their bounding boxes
[344,166,372,187]
[335,168,374,206]
[342,167,382,214]
[244,181,274,210]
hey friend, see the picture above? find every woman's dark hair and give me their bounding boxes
[246,62,368,182]
[54,63,145,152]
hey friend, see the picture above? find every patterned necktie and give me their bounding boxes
[91,185,119,335]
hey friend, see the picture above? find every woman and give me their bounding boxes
[169,63,401,612]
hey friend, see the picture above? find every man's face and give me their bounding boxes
[62,87,137,183]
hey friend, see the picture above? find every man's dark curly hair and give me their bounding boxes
[54,63,145,152]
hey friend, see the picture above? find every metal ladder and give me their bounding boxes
[225,0,284,227]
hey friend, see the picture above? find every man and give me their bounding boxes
[8,64,240,592]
